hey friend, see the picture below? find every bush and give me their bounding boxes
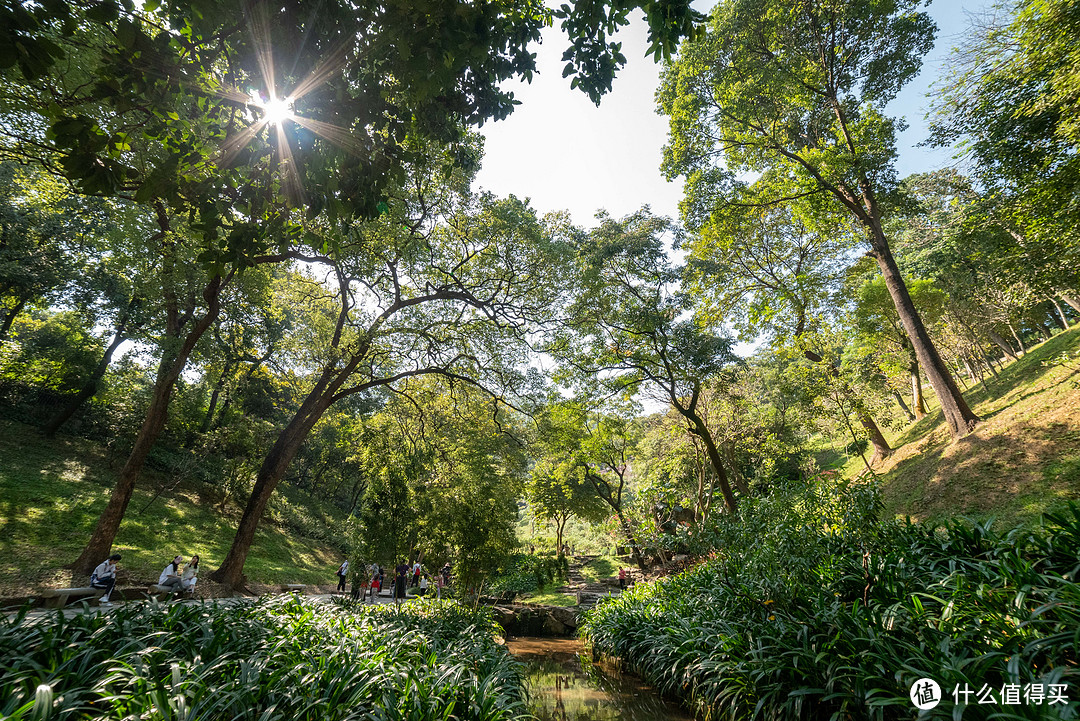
[581,478,1080,720]
[486,552,567,594]
[1,595,526,720]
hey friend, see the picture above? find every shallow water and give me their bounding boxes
[506,637,694,721]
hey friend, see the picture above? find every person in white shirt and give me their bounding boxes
[158,555,184,593]
[180,555,199,591]
[90,554,121,606]
[336,559,349,593]
[418,573,429,597]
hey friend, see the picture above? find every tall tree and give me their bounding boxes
[684,205,894,461]
[550,209,743,510]
[660,0,981,439]
[210,153,561,587]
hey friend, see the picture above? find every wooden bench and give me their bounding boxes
[39,587,105,608]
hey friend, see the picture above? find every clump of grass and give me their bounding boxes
[1,596,526,720]
[581,478,1080,720]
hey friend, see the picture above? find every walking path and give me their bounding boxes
[3,590,412,621]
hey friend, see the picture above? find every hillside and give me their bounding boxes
[870,325,1080,526]
[0,422,343,599]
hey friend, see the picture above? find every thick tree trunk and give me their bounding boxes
[1060,293,1080,316]
[210,391,333,588]
[70,277,225,576]
[856,409,892,463]
[42,324,128,438]
[892,389,916,422]
[868,232,978,438]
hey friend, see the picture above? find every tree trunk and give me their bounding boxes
[198,359,233,435]
[210,391,333,587]
[0,295,29,341]
[1049,296,1070,330]
[868,232,978,438]
[684,414,739,512]
[986,329,1019,362]
[803,348,892,460]
[857,408,892,463]
[892,389,915,422]
[1060,293,1080,316]
[70,277,225,576]
[909,361,928,420]
[41,322,128,438]
[1008,323,1027,355]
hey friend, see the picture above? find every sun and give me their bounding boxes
[260,96,294,125]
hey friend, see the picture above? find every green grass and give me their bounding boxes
[867,325,1080,527]
[518,590,578,606]
[576,555,618,583]
[0,420,341,592]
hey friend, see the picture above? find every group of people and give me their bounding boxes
[89,553,199,606]
[337,559,452,604]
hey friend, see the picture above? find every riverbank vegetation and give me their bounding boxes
[582,482,1080,719]
[2,597,524,720]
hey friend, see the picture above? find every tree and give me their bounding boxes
[660,0,980,440]
[209,150,561,587]
[3,0,708,574]
[550,209,744,511]
[854,276,946,420]
[684,204,894,461]
[530,405,614,555]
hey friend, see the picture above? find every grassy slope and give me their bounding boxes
[867,325,1080,527]
[0,421,340,595]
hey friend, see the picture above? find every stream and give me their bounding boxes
[507,638,694,721]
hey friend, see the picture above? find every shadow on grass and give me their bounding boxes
[0,419,340,589]
[882,416,1080,528]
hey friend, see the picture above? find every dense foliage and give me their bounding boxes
[1,596,525,720]
[581,482,1080,719]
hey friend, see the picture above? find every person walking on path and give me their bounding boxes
[90,554,121,606]
[336,559,349,593]
[410,560,422,588]
[435,571,444,599]
[618,567,627,589]
[418,573,429,597]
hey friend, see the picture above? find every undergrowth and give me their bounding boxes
[581,477,1080,720]
[1,596,526,720]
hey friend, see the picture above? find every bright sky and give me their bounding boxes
[475,1,997,228]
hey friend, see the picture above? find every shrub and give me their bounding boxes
[1,595,526,720]
[581,478,1080,720]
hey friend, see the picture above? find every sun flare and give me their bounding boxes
[260,96,294,125]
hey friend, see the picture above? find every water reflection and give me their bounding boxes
[507,638,694,721]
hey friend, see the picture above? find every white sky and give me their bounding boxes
[476,1,997,228]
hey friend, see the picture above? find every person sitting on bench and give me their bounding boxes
[90,554,121,606]
[158,555,184,593]
[180,555,199,592]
